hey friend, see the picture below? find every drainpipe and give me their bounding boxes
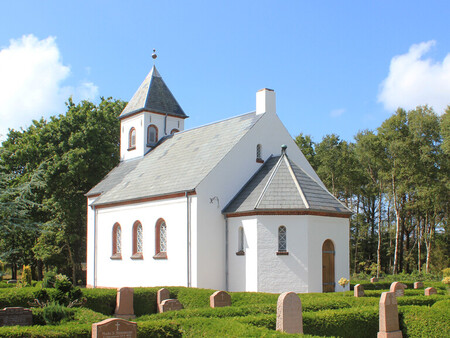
[186,192,191,287]
[92,204,97,288]
[225,215,229,292]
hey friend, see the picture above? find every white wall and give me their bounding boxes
[257,215,309,293]
[195,110,324,291]
[86,196,97,288]
[227,217,258,292]
[307,216,350,293]
[88,196,193,288]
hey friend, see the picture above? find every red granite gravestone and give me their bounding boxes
[160,299,183,312]
[92,318,136,338]
[210,291,231,308]
[424,287,437,296]
[0,307,32,327]
[276,292,303,334]
[354,284,364,297]
[114,287,135,319]
[378,292,402,338]
[157,288,170,313]
[371,277,379,283]
[413,282,423,289]
[389,282,405,297]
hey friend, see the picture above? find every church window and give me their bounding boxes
[131,221,143,259]
[128,128,136,150]
[154,218,167,259]
[236,226,245,255]
[147,124,158,145]
[277,225,288,255]
[256,144,263,163]
[170,128,179,134]
[111,223,122,259]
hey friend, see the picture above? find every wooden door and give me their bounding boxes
[322,239,335,292]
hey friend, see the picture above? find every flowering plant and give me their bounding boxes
[338,277,350,289]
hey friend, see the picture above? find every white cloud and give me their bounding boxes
[378,40,450,114]
[330,108,345,118]
[0,35,99,140]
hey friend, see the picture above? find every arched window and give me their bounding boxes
[132,221,143,259]
[112,223,122,259]
[128,128,136,150]
[170,128,179,134]
[236,226,245,255]
[256,144,263,163]
[147,124,158,145]
[277,225,288,255]
[154,218,167,259]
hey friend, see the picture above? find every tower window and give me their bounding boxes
[236,226,245,255]
[147,124,158,145]
[128,128,136,150]
[170,128,179,134]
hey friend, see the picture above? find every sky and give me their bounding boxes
[1,1,449,143]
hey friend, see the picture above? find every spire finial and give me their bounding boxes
[152,49,157,63]
[281,144,287,155]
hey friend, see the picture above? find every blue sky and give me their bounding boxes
[1,1,449,143]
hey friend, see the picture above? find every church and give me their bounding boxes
[86,63,351,293]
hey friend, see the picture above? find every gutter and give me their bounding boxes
[92,204,98,288]
[225,215,229,291]
[186,191,191,287]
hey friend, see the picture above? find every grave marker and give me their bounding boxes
[371,277,378,283]
[276,292,303,334]
[424,287,437,296]
[160,299,183,313]
[115,287,135,319]
[157,288,170,313]
[354,284,364,297]
[0,307,32,327]
[210,291,231,308]
[378,292,402,338]
[92,318,137,338]
[413,282,423,289]
[389,282,405,297]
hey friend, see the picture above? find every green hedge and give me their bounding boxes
[350,280,445,291]
[400,305,450,337]
[82,288,116,315]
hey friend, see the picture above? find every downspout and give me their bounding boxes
[225,215,229,292]
[186,192,191,287]
[92,204,97,288]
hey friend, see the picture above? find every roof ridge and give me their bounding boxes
[283,155,310,209]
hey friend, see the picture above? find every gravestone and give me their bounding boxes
[389,282,405,297]
[92,318,137,338]
[160,299,183,313]
[371,277,378,283]
[378,292,402,338]
[276,292,303,334]
[115,287,135,319]
[157,288,170,313]
[0,307,32,327]
[354,284,364,297]
[413,282,423,289]
[210,291,231,308]
[424,287,437,296]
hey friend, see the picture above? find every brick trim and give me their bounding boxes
[225,210,351,218]
[128,127,136,149]
[95,191,196,209]
[120,109,188,120]
[236,250,245,256]
[276,251,289,256]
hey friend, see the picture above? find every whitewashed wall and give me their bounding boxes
[86,196,195,288]
[227,217,258,292]
[195,110,325,291]
[307,215,350,293]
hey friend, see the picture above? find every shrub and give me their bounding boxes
[42,302,74,325]
[442,268,450,277]
[21,265,32,286]
[42,270,57,288]
[134,287,158,316]
[137,319,183,337]
[400,304,450,337]
[82,288,116,314]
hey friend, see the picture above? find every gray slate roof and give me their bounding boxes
[119,66,187,119]
[223,152,351,215]
[88,112,263,205]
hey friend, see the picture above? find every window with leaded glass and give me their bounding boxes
[132,221,143,259]
[278,226,287,252]
[160,222,167,252]
[112,223,122,259]
[154,218,167,259]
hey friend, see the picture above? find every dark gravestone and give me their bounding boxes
[0,307,33,327]
[92,318,137,338]
[160,299,183,313]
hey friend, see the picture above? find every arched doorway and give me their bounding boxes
[322,239,335,292]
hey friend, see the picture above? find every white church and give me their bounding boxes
[86,64,351,293]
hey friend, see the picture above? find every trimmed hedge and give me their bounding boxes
[400,304,450,337]
[82,288,116,315]
[350,280,446,291]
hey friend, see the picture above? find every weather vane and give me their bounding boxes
[152,49,157,64]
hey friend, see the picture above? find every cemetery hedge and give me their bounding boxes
[0,285,448,337]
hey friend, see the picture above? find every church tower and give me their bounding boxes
[119,64,187,161]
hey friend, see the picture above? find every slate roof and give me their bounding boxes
[88,112,263,205]
[119,66,187,119]
[223,151,351,215]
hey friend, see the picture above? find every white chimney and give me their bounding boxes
[256,88,276,115]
